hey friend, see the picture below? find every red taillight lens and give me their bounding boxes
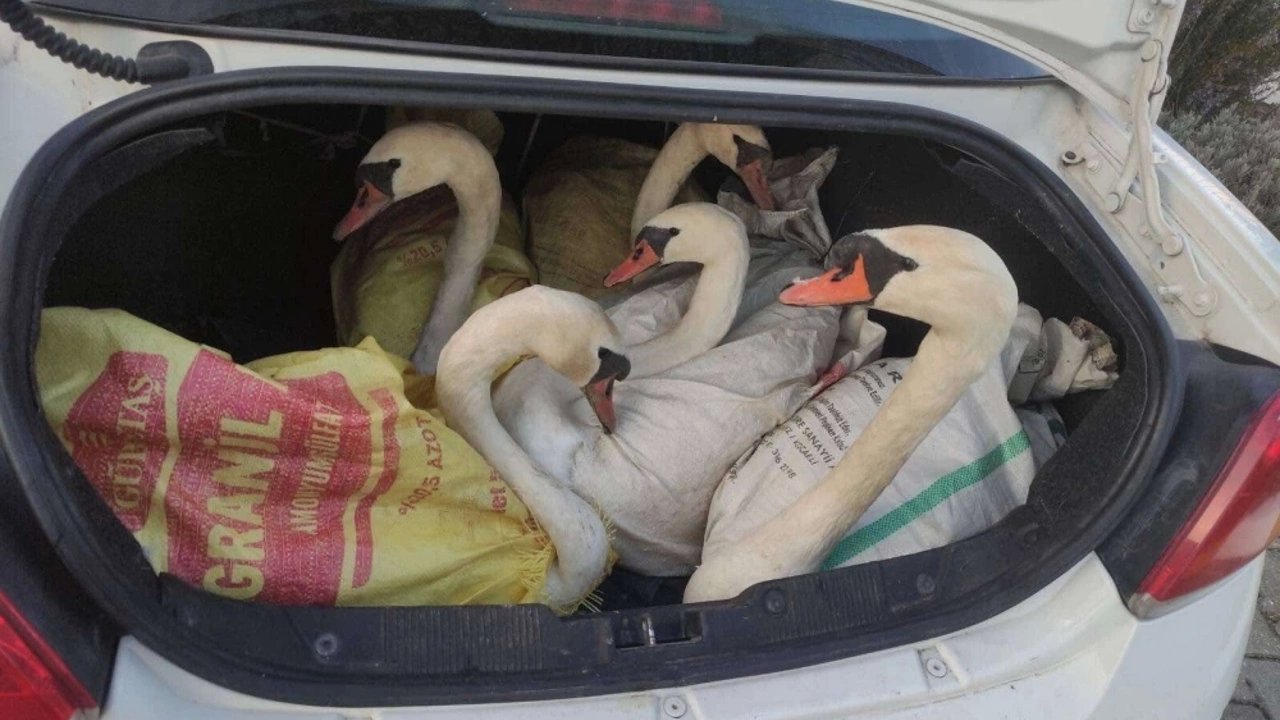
[0,591,93,720]
[501,0,724,29]
[1137,389,1280,606]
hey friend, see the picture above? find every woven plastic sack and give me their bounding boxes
[704,304,1045,569]
[36,307,561,608]
[331,188,534,358]
[523,136,705,299]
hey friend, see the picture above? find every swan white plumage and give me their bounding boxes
[436,285,631,611]
[684,226,1019,602]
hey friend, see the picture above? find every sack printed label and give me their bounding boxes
[42,308,558,609]
[162,349,378,604]
[64,351,169,532]
[728,360,903,484]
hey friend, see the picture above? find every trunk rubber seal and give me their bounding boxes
[0,66,1180,706]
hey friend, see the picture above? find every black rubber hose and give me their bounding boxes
[1,0,141,83]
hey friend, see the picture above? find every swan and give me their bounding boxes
[684,225,1019,602]
[604,202,749,377]
[524,122,775,297]
[436,285,631,612]
[630,122,775,234]
[331,121,518,374]
[494,202,839,575]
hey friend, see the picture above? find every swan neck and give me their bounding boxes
[625,238,749,378]
[748,327,997,571]
[837,332,985,488]
[436,335,606,610]
[411,165,502,372]
[631,127,706,236]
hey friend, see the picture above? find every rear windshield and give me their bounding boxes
[41,0,1047,79]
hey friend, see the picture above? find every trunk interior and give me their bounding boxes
[46,107,1108,371]
[17,94,1167,704]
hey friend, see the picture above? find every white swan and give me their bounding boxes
[331,121,505,374]
[494,202,839,575]
[604,203,749,377]
[685,225,1019,602]
[436,285,631,611]
[630,123,775,234]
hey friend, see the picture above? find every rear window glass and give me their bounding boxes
[43,1,1047,79]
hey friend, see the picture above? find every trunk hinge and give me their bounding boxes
[1063,0,1218,318]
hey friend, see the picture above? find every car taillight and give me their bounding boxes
[0,590,94,720]
[1134,389,1280,613]
[500,0,724,29]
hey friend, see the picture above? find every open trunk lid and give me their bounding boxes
[853,0,1184,121]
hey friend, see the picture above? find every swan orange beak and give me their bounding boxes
[779,257,873,306]
[603,240,661,287]
[333,181,393,241]
[582,377,619,434]
[738,159,776,211]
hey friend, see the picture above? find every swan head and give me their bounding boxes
[780,226,1018,342]
[332,121,493,241]
[519,287,631,433]
[690,122,776,211]
[603,202,746,287]
[444,286,631,432]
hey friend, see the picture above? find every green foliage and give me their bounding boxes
[1166,0,1280,118]
[1164,106,1280,234]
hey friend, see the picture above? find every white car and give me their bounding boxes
[2,2,1279,719]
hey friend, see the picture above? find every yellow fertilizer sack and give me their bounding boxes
[36,307,559,608]
[331,189,535,358]
[523,136,705,298]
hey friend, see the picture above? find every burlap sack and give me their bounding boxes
[523,136,706,298]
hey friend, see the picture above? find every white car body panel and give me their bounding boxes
[1,6,1277,719]
[844,0,1184,120]
[100,554,1260,720]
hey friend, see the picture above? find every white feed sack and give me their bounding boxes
[494,149,845,576]
[704,304,1066,569]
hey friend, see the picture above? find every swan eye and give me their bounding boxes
[388,158,402,169]
[902,258,919,271]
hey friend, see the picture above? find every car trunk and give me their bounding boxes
[2,73,1175,705]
